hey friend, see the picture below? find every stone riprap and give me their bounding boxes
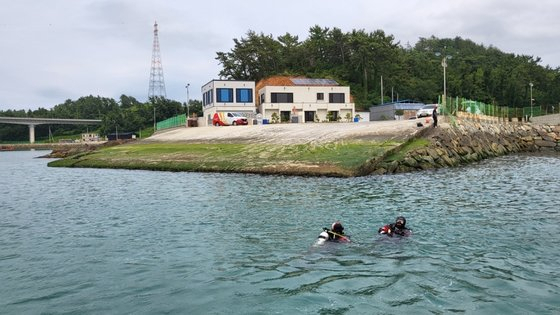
[370,119,560,175]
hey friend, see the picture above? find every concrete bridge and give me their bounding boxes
[0,117,102,143]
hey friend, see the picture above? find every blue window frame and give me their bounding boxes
[203,90,214,106]
[236,88,253,103]
[216,88,233,103]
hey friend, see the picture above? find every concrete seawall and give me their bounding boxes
[370,117,560,175]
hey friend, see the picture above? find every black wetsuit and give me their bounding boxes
[378,223,411,237]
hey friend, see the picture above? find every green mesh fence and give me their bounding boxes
[156,114,186,131]
[439,96,545,119]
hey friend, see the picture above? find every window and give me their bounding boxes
[236,88,253,103]
[329,93,345,103]
[203,90,214,106]
[216,88,233,103]
[317,93,324,101]
[260,93,265,104]
[271,93,293,103]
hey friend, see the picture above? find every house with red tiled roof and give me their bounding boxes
[256,76,355,123]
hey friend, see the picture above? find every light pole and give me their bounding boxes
[442,56,447,109]
[436,50,451,113]
[153,104,156,132]
[186,84,190,119]
[529,82,534,119]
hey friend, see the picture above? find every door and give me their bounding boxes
[304,111,316,122]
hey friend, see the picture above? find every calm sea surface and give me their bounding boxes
[1,150,559,314]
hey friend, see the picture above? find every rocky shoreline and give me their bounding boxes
[35,118,560,177]
[369,119,560,175]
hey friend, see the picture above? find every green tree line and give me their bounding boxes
[216,26,560,110]
[0,95,202,142]
[3,26,559,141]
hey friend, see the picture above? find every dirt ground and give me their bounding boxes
[145,119,436,145]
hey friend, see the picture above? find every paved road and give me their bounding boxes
[531,113,560,125]
[145,120,429,145]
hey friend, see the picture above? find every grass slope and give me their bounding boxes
[48,140,404,177]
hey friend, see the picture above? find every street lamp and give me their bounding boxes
[529,82,534,119]
[436,51,452,113]
[186,84,190,119]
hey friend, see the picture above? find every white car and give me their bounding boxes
[212,112,249,126]
[416,104,437,118]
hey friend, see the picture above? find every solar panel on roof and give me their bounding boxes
[290,78,338,86]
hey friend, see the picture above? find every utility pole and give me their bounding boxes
[186,84,190,119]
[436,48,452,113]
[380,75,383,104]
[529,82,534,119]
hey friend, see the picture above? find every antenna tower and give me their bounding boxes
[148,21,166,98]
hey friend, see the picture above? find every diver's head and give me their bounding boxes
[331,222,344,234]
[395,216,406,229]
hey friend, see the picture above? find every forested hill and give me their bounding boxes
[216,26,560,110]
[2,26,559,142]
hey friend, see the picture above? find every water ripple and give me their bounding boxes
[1,151,559,314]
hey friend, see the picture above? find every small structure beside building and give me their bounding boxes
[107,132,136,141]
[370,100,426,121]
[201,80,256,126]
[256,76,355,123]
[81,133,100,142]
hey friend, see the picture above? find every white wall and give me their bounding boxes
[201,80,256,126]
[257,85,354,122]
[258,86,350,103]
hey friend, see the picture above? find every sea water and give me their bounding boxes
[1,150,559,314]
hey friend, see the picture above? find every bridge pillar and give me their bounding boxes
[29,124,36,144]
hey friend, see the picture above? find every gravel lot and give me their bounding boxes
[146,119,430,145]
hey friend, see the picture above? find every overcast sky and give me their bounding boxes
[1,0,558,111]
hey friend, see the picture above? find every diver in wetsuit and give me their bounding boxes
[378,216,412,237]
[317,221,350,243]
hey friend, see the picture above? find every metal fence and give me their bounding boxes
[156,114,186,131]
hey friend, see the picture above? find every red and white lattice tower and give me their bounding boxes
[148,21,167,98]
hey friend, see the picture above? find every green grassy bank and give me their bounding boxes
[47,140,407,177]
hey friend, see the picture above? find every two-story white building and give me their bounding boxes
[256,76,355,123]
[201,80,256,126]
